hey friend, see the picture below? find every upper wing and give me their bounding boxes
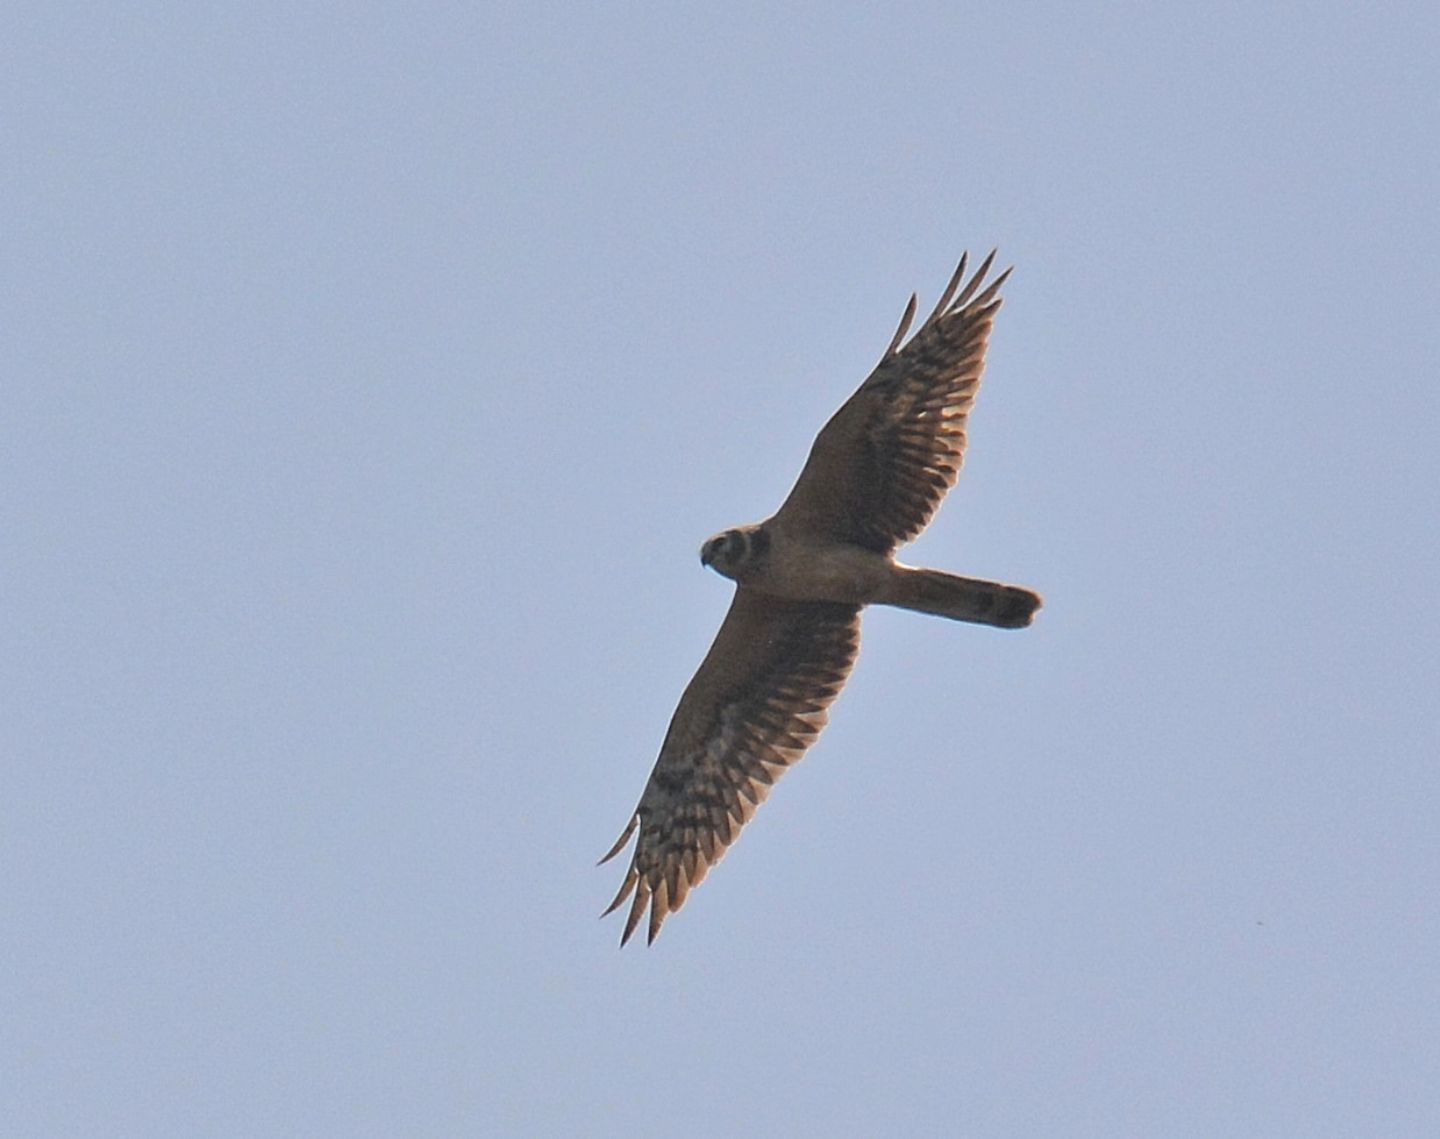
[773,252,1012,553]
[600,589,861,945]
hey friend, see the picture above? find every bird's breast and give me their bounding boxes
[747,535,891,605]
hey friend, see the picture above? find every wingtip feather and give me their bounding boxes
[620,878,650,946]
[924,253,969,327]
[882,293,919,359]
[597,815,639,865]
[950,249,999,311]
[601,865,639,918]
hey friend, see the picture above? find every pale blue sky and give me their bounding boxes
[5,3,1439,1135]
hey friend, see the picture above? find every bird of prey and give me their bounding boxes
[600,252,1041,945]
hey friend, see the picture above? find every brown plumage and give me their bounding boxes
[601,252,1041,945]
[777,251,1009,553]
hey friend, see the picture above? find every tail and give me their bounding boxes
[881,566,1042,629]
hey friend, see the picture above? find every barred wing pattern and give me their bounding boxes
[601,592,861,945]
[776,252,1011,553]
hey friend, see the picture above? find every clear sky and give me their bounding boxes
[5,3,1439,1135]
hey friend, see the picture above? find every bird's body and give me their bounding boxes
[602,252,1041,945]
[705,523,888,604]
[704,520,1038,626]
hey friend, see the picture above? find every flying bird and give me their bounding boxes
[601,252,1041,945]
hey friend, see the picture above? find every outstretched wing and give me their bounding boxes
[774,252,1012,554]
[600,590,861,945]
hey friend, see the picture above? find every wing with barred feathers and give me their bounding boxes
[774,252,1011,553]
[600,590,861,945]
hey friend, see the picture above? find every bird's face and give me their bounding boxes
[699,526,769,581]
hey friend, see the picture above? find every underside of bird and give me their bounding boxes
[601,251,1041,946]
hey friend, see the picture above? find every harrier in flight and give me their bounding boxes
[601,252,1041,945]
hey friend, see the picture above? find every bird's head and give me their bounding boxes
[699,525,770,582]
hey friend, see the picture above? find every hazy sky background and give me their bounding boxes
[6,4,1438,1135]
